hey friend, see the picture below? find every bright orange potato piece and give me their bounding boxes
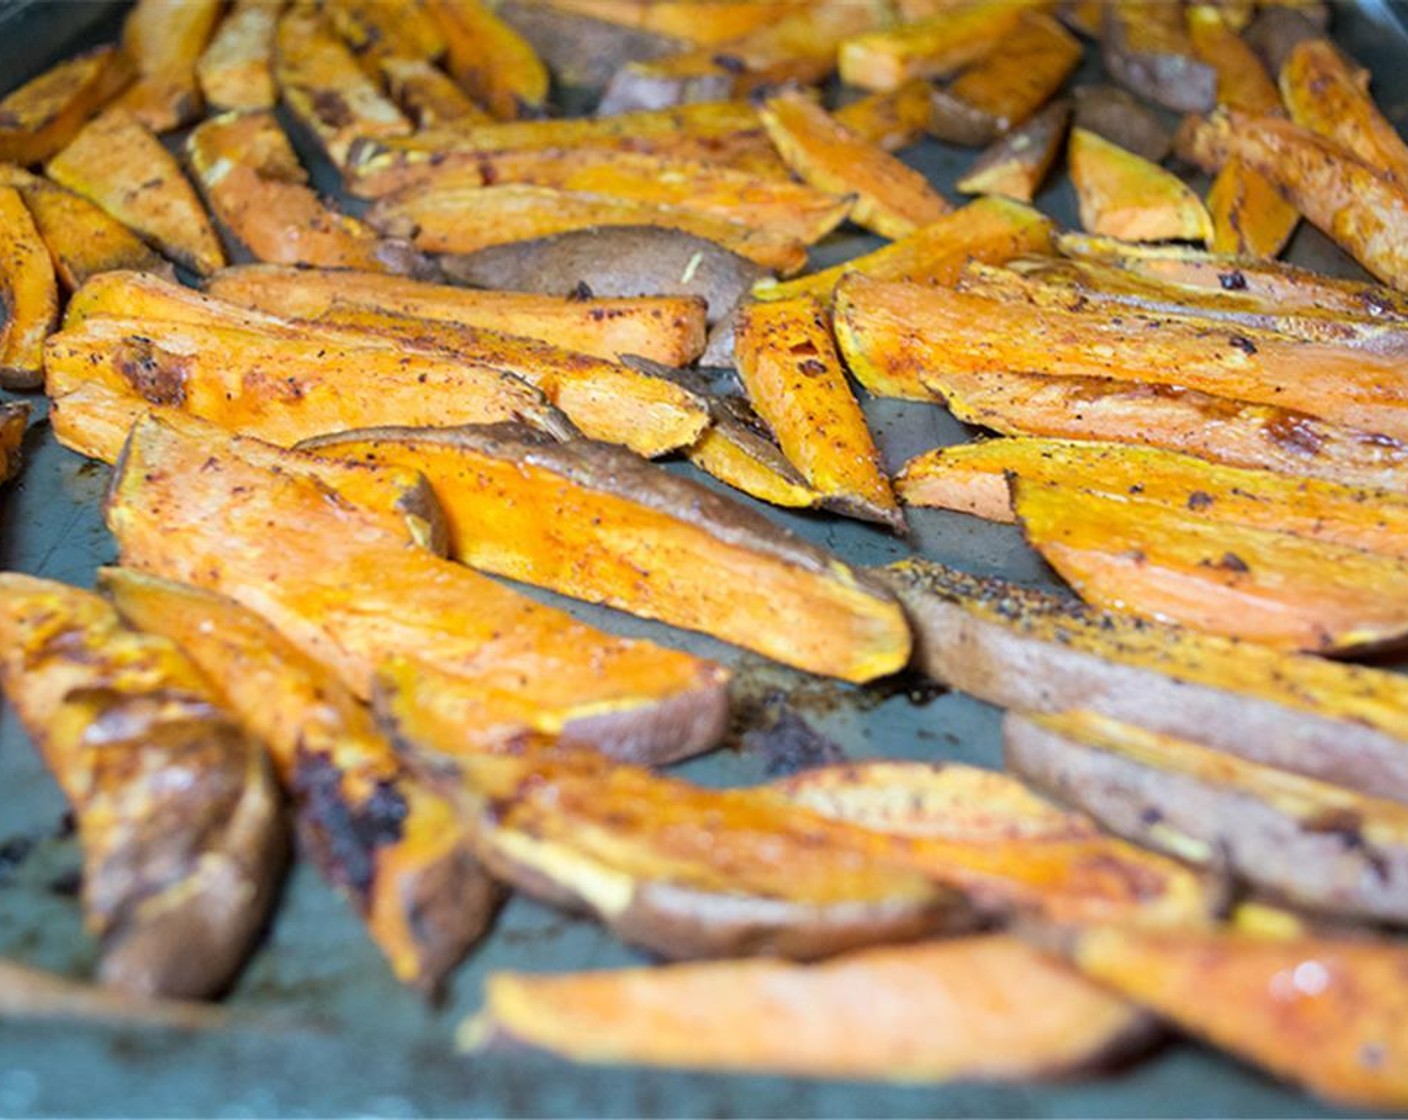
[1069,128,1213,243]
[956,99,1070,203]
[1186,4,1281,115]
[735,296,902,530]
[1206,156,1299,259]
[685,416,822,509]
[426,0,547,121]
[833,80,934,152]
[470,936,1148,1080]
[837,1,1026,92]
[379,56,491,128]
[759,90,948,241]
[542,0,810,45]
[1014,478,1408,651]
[324,0,447,66]
[196,0,280,112]
[0,186,58,389]
[0,46,133,166]
[113,0,222,131]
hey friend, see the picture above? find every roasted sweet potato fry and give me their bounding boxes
[204,264,707,366]
[103,569,497,995]
[187,111,421,274]
[878,557,1408,803]
[956,99,1070,203]
[47,109,224,276]
[369,184,809,274]
[834,274,1408,437]
[0,186,58,389]
[1008,709,1408,923]
[107,415,730,765]
[0,573,283,999]
[497,0,687,93]
[297,423,910,681]
[425,0,548,120]
[1102,0,1216,111]
[759,90,948,241]
[324,0,446,67]
[1014,476,1408,651]
[1186,3,1281,115]
[379,56,490,128]
[114,0,222,131]
[196,0,280,112]
[1062,925,1408,1109]
[838,0,1025,92]
[0,400,28,484]
[1205,157,1299,259]
[274,6,411,170]
[469,936,1150,1079]
[833,80,934,153]
[535,0,810,45]
[735,296,903,530]
[0,46,132,166]
[684,401,822,509]
[754,195,1054,305]
[1068,128,1213,242]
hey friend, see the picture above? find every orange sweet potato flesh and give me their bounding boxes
[759,90,948,241]
[186,111,421,274]
[196,0,280,112]
[1013,477,1408,652]
[203,264,706,367]
[774,762,1212,927]
[380,57,490,129]
[47,109,225,276]
[838,1,1026,92]
[833,274,1408,438]
[324,0,447,67]
[0,46,133,166]
[0,401,28,485]
[102,568,497,996]
[471,935,1149,1080]
[114,0,222,131]
[1066,926,1408,1110]
[956,99,1070,204]
[1206,157,1299,259]
[833,80,934,153]
[540,0,810,46]
[1069,128,1213,242]
[426,0,548,120]
[296,423,911,682]
[735,296,902,530]
[753,195,1054,305]
[0,186,58,389]
[106,415,730,766]
[1187,4,1281,115]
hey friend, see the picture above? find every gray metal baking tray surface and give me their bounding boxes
[1,1,1406,1115]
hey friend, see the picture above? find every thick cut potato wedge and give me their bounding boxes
[426,0,547,120]
[1008,710,1408,923]
[956,99,1070,203]
[1206,157,1299,259]
[833,80,934,153]
[1072,84,1172,162]
[187,111,420,274]
[735,296,902,530]
[759,90,948,241]
[927,12,1081,146]
[1068,128,1213,242]
[1281,39,1408,185]
[380,57,490,128]
[107,415,730,765]
[1102,0,1216,111]
[114,0,222,131]
[754,195,1054,305]
[468,936,1150,1080]
[1063,925,1408,1110]
[103,569,496,995]
[684,403,821,509]
[47,109,224,276]
[0,573,283,1000]
[833,274,1408,438]
[838,0,1026,92]
[0,46,133,166]
[297,423,910,681]
[0,400,28,484]
[370,184,809,274]
[196,0,280,112]
[497,0,687,93]
[878,557,1408,803]
[377,701,972,960]
[274,6,410,170]
[1186,4,1281,115]
[0,186,58,389]
[775,762,1212,927]
[324,0,446,67]
[1014,478,1408,652]
[535,0,810,45]
[204,264,706,366]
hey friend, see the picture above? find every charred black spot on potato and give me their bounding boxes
[310,89,354,129]
[293,749,408,904]
[115,337,188,407]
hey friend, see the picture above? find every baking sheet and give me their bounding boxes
[0,2,1406,1114]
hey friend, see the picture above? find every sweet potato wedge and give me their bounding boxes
[46,109,224,276]
[0,185,58,389]
[425,0,548,120]
[1205,157,1300,259]
[1068,128,1213,242]
[1008,709,1408,923]
[759,90,948,241]
[534,0,810,45]
[877,557,1408,803]
[107,415,730,765]
[0,46,132,166]
[324,0,446,67]
[1013,476,1408,651]
[274,6,411,170]
[684,401,822,509]
[775,762,1212,927]
[377,707,971,960]
[370,184,809,274]
[735,296,903,530]
[196,0,280,112]
[1186,3,1281,115]
[833,274,1408,437]
[113,0,222,131]
[204,264,707,366]
[1244,5,1324,75]
[0,400,29,484]
[379,56,490,128]
[0,573,283,999]
[956,99,1070,203]
[1062,925,1408,1109]
[833,80,933,153]
[926,12,1081,147]
[1070,84,1172,162]
[497,0,686,94]
[753,195,1054,306]
[1102,0,1216,112]
[102,569,496,995]
[296,422,910,681]
[837,1,1025,92]
[468,936,1150,1079]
